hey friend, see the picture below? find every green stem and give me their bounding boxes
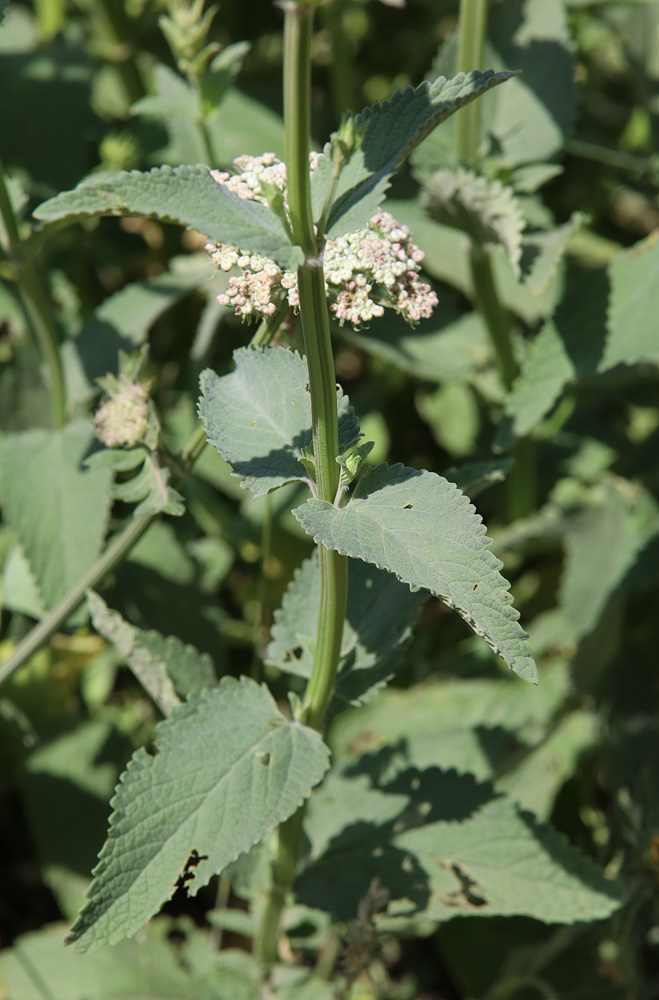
[0,156,67,428]
[456,0,489,164]
[0,515,151,686]
[256,0,349,968]
[469,245,517,391]
[0,423,208,686]
[91,0,146,106]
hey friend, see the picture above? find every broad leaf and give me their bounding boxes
[330,660,596,820]
[297,762,622,924]
[1,922,261,1000]
[68,677,330,951]
[318,69,517,238]
[87,591,216,716]
[34,165,303,271]
[444,459,513,499]
[267,551,422,704]
[293,463,538,683]
[519,213,586,295]
[601,232,659,371]
[198,347,359,497]
[496,269,607,449]
[0,421,111,612]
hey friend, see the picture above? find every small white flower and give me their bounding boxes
[206,155,437,329]
[94,377,151,448]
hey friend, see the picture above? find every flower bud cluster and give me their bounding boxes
[206,154,437,328]
[94,376,151,448]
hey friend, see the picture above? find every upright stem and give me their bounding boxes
[456,0,489,164]
[256,0,349,967]
[469,245,518,390]
[0,156,66,428]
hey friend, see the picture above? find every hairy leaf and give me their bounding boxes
[519,213,586,295]
[422,168,525,278]
[602,232,659,370]
[34,165,303,271]
[319,70,517,238]
[87,591,216,716]
[267,552,422,704]
[68,677,330,951]
[87,446,185,518]
[444,459,513,499]
[198,347,359,497]
[1,922,261,1000]
[294,464,537,682]
[297,763,622,924]
[0,422,111,612]
[496,269,607,449]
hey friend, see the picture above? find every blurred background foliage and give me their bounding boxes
[1,0,659,997]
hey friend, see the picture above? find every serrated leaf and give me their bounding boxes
[0,422,111,612]
[444,459,513,499]
[198,347,359,497]
[519,212,585,295]
[68,677,330,952]
[601,232,659,371]
[293,463,537,683]
[87,591,216,715]
[422,168,525,278]
[297,762,622,924]
[267,551,422,704]
[496,269,607,449]
[88,446,185,518]
[34,164,303,271]
[321,69,517,238]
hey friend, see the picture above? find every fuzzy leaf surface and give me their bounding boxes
[198,347,359,496]
[33,165,303,270]
[297,763,622,924]
[68,677,330,952]
[320,70,517,238]
[87,591,216,715]
[87,447,185,518]
[267,551,422,704]
[0,422,111,612]
[602,233,659,371]
[294,463,537,683]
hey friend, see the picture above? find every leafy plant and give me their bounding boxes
[1,0,658,997]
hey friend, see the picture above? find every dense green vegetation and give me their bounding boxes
[1,1,658,997]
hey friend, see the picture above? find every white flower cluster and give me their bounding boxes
[94,376,151,448]
[206,154,437,328]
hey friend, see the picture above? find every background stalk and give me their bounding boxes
[0,156,67,428]
[456,0,489,164]
[256,0,349,967]
[457,0,534,520]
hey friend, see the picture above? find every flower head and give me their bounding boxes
[94,375,151,448]
[206,154,437,328]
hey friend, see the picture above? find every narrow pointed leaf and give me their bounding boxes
[198,347,359,496]
[293,463,537,683]
[34,165,303,270]
[267,551,422,704]
[68,677,330,952]
[87,591,216,715]
[319,70,517,238]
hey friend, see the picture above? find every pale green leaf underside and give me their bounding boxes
[87,446,185,517]
[603,233,659,370]
[34,164,303,271]
[68,677,330,952]
[198,347,359,497]
[293,463,537,683]
[298,764,621,924]
[0,422,111,612]
[87,591,216,716]
[267,551,422,704]
[322,69,517,238]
